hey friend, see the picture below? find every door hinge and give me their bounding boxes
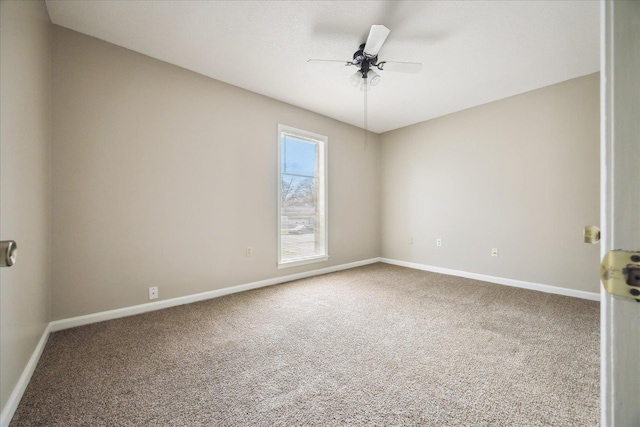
[601,250,640,302]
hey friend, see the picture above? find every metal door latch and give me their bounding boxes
[0,240,17,267]
[601,250,640,302]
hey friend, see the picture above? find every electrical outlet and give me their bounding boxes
[436,239,442,247]
[491,248,499,257]
[149,286,158,300]
[246,246,252,257]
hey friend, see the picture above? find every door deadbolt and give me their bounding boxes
[0,240,17,267]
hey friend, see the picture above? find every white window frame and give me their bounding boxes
[277,124,328,268]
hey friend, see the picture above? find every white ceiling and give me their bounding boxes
[45,1,599,134]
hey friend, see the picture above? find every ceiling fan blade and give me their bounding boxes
[307,59,352,66]
[363,25,390,57]
[379,61,422,73]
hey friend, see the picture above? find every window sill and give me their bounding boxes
[278,255,329,269]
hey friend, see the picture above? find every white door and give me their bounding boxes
[601,1,640,425]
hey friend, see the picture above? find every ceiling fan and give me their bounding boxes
[308,24,423,90]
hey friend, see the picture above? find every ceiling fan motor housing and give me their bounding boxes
[353,44,378,78]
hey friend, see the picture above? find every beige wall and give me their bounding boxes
[0,0,52,413]
[380,73,600,293]
[49,26,600,319]
[51,26,381,320]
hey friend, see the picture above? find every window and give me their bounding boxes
[278,125,328,267]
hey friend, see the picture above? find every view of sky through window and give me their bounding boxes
[281,136,316,176]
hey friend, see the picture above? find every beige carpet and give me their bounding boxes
[10,263,599,426]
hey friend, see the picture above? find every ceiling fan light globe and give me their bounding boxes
[368,70,381,86]
[349,71,362,87]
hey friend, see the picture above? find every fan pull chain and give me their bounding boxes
[363,83,368,151]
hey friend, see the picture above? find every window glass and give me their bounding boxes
[278,126,327,267]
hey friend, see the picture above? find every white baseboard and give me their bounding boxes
[50,257,381,332]
[379,258,600,301]
[0,323,51,427]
